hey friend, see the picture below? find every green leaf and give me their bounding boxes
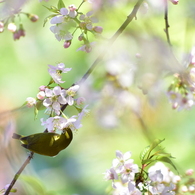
[157,156,178,173]
[140,145,150,160]
[43,5,59,13]
[142,158,156,165]
[149,138,165,153]
[57,0,65,9]
[34,106,39,120]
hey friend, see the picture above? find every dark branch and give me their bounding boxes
[164,0,172,46]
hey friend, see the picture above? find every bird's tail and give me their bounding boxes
[12,133,22,140]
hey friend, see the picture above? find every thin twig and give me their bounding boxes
[4,152,34,195]
[164,0,172,46]
[4,1,144,194]
[77,0,144,85]
[133,110,155,144]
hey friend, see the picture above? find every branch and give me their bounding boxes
[4,0,144,194]
[133,110,155,144]
[4,152,34,195]
[164,0,172,46]
[77,0,144,85]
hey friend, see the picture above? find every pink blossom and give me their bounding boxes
[8,23,17,32]
[26,97,36,107]
[48,63,71,84]
[0,21,4,32]
[93,26,103,33]
[64,41,71,48]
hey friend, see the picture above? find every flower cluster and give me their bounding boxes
[167,47,195,111]
[104,151,182,195]
[0,8,39,40]
[104,150,141,194]
[26,62,87,133]
[45,0,103,52]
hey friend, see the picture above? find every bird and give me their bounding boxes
[12,128,73,157]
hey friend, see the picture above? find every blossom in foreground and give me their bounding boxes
[43,86,67,115]
[77,42,95,53]
[26,97,36,107]
[66,85,80,105]
[72,105,89,130]
[41,116,76,132]
[48,63,71,84]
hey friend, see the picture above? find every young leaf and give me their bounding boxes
[142,158,156,165]
[36,100,45,111]
[58,0,65,9]
[157,156,178,173]
[149,139,165,153]
[140,145,150,160]
[43,5,59,13]
[34,106,38,120]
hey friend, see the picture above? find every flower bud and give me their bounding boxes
[37,91,45,100]
[0,21,4,32]
[78,34,84,41]
[93,26,103,33]
[39,85,46,91]
[63,41,71,48]
[8,23,17,32]
[29,14,39,22]
[79,22,86,29]
[186,169,194,176]
[26,97,36,107]
[68,4,77,11]
[169,0,179,4]
[76,97,86,106]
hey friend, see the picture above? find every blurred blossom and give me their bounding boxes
[148,162,180,184]
[0,21,4,32]
[26,97,36,107]
[98,107,119,128]
[29,14,39,22]
[127,182,142,195]
[169,0,179,5]
[186,169,194,176]
[64,40,71,48]
[190,46,195,64]
[104,168,118,181]
[77,42,95,53]
[181,185,188,192]
[72,105,89,130]
[41,116,76,132]
[66,85,80,106]
[76,97,86,106]
[48,63,72,84]
[7,23,17,32]
[167,90,194,111]
[93,26,103,33]
[39,85,46,91]
[189,185,195,192]
[37,91,45,100]
[13,28,25,40]
[139,2,149,15]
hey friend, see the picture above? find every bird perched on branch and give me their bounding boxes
[12,128,73,157]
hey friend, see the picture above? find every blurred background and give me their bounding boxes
[0,0,195,194]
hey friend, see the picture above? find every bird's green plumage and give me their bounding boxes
[12,128,73,157]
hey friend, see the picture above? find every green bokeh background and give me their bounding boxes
[1,0,195,194]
